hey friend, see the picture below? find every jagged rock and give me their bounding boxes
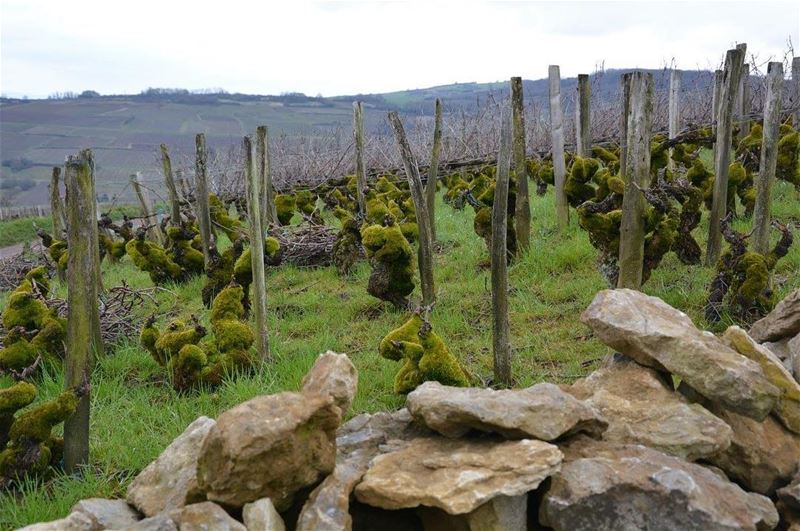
[405,381,606,441]
[724,326,800,434]
[540,441,778,531]
[17,512,95,531]
[243,498,285,531]
[680,382,800,495]
[197,392,340,510]
[581,289,779,420]
[296,409,429,531]
[169,502,245,531]
[779,473,800,512]
[127,416,215,517]
[301,351,358,415]
[750,289,800,343]
[354,436,562,514]
[567,356,732,461]
[70,498,141,529]
[113,515,177,531]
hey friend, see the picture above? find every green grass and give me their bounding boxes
[1,180,799,528]
[0,216,52,248]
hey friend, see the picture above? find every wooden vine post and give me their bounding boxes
[737,63,751,139]
[793,57,800,127]
[49,167,66,239]
[63,149,103,473]
[130,172,164,244]
[549,65,569,230]
[617,72,653,290]
[619,73,632,179]
[492,105,513,387]
[706,47,746,266]
[243,136,270,361]
[353,101,367,216]
[511,77,530,253]
[575,74,591,157]
[710,69,723,162]
[159,144,181,226]
[257,126,278,228]
[667,69,681,174]
[388,111,435,307]
[426,98,443,242]
[752,62,784,254]
[194,133,213,268]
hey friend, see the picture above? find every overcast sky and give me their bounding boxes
[1,0,798,98]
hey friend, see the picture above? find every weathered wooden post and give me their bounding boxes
[737,63,751,139]
[388,111,435,307]
[492,104,513,387]
[668,69,681,173]
[706,47,746,266]
[426,98,443,242]
[511,77,530,253]
[243,136,270,361]
[617,72,653,290]
[195,134,213,268]
[752,62,784,254]
[618,74,632,196]
[159,144,181,226]
[63,149,103,473]
[130,172,164,244]
[353,101,367,216]
[549,66,569,230]
[575,74,591,157]
[49,167,66,239]
[792,57,800,127]
[256,126,278,228]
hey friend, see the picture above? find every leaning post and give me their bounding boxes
[195,133,213,268]
[511,76,530,253]
[706,47,746,266]
[492,104,513,387]
[244,136,270,361]
[617,72,653,290]
[426,98,443,243]
[63,149,103,473]
[388,111,435,307]
[752,62,784,254]
[159,144,181,226]
[257,125,278,228]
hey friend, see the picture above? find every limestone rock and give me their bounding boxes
[112,515,177,531]
[70,498,140,529]
[406,381,606,440]
[169,502,245,531]
[17,512,95,531]
[301,351,358,415]
[581,289,779,420]
[540,442,778,531]
[680,382,800,495]
[354,436,562,514]
[465,495,527,531]
[296,409,428,531]
[242,498,285,531]
[724,326,800,434]
[568,356,732,461]
[127,416,215,516]
[197,392,340,510]
[750,289,800,343]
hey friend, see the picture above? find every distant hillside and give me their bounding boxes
[0,68,712,206]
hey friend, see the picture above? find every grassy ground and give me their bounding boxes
[0,205,143,249]
[1,179,799,528]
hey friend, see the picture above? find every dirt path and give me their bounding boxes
[0,241,42,260]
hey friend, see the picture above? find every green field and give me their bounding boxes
[1,177,798,528]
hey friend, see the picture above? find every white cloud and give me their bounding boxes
[1,0,797,97]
